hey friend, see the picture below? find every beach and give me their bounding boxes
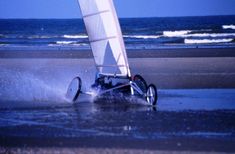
[1,48,235,89]
[1,47,235,153]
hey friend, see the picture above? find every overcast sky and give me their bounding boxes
[0,0,235,18]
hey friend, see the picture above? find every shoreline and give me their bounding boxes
[0,47,235,58]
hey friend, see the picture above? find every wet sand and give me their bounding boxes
[1,48,235,58]
[0,148,229,154]
[1,95,235,153]
[1,48,235,89]
[1,48,235,153]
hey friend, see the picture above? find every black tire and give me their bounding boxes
[66,77,82,102]
[133,74,148,94]
[146,84,157,106]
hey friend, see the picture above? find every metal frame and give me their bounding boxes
[89,80,146,97]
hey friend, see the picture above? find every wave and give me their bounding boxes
[28,35,54,39]
[185,33,235,37]
[0,35,58,39]
[27,35,88,39]
[184,38,233,44]
[0,34,88,39]
[55,41,89,46]
[124,35,161,39]
[56,41,77,45]
[163,30,192,37]
[2,31,234,41]
[63,35,88,39]
[222,25,235,30]
[163,32,235,38]
[124,32,235,40]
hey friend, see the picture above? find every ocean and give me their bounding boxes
[0,15,235,50]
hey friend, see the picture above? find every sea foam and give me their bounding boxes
[125,32,235,40]
[184,38,233,44]
[124,35,161,39]
[56,41,77,45]
[185,33,235,38]
[164,31,235,38]
[63,35,88,39]
[163,30,192,37]
[222,25,235,30]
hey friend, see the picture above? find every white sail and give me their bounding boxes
[77,0,131,77]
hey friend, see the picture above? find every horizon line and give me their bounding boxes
[1,14,235,20]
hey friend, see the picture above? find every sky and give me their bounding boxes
[0,0,235,19]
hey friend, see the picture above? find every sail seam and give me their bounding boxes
[90,36,116,43]
[96,65,126,67]
[83,10,110,18]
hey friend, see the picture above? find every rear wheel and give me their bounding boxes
[146,84,157,106]
[66,77,82,102]
[133,75,147,94]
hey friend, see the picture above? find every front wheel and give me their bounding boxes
[66,77,82,102]
[146,84,157,106]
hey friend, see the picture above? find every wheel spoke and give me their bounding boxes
[150,87,153,96]
[151,96,154,103]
